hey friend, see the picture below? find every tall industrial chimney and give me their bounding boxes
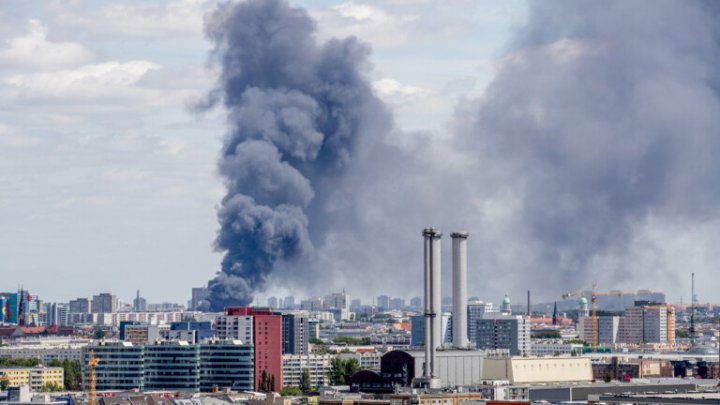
[451,232,469,348]
[417,227,442,389]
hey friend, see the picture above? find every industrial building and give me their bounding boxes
[482,357,592,384]
[404,349,489,387]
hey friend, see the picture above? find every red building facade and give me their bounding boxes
[225,307,282,392]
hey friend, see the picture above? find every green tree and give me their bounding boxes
[328,357,346,385]
[269,374,276,392]
[0,358,40,367]
[309,338,324,345]
[0,375,9,391]
[39,382,63,392]
[50,359,82,390]
[299,368,312,393]
[604,371,613,383]
[93,330,105,340]
[532,330,561,339]
[280,386,303,396]
[343,358,360,383]
[260,370,268,392]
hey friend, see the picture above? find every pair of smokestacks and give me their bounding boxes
[421,228,469,380]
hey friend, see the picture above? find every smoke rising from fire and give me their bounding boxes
[203,0,391,310]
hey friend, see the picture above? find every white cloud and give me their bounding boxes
[0,123,41,148]
[55,0,215,40]
[3,60,167,107]
[0,19,93,70]
[373,78,429,100]
[313,2,421,46]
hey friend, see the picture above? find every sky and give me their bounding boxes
[1,0,716,307]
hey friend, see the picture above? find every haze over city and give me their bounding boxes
[2,0,720,307]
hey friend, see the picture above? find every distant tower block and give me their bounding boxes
[451,231,469,349]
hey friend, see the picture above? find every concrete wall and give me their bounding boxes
[408,350,485,387]
[483,357,592,384]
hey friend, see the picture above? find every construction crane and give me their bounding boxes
[88,350,101,405]
[561,282,635,351]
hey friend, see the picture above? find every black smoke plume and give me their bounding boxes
[203,0,391,310]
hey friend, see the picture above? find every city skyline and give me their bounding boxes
[2,1,720,305]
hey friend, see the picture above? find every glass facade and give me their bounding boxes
[144,342,200,391]
[82,343,144,391]
[200,341,254,392]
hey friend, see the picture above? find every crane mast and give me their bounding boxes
[88,350,100,405]
[562,282,632,352]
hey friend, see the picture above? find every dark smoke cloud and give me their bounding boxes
[451,0,720,292]
[204,0,720,306]
[307,0,720,302]
[204,0,391,310]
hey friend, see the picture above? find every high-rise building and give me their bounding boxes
[283,296,295,309]
[222,308,282,392]
[619,303,675,344]
[467,300,496,343]
[144,341,200,391]
[68,298,91,314]
[214,313,254,343]
[376,295,390,311]
[390,298,405,311]
[409,313,452,348]
[45,303,68,326]
[324,291,350,311]
[91,293,118,314]
[167,322,215,344]
[282,313,310,355]
[578,316,620,345]
[409,297,422,311]
[301,297,324,311]
[350,299,362,312]
[267,297,279,309]
[200,340,254,392]
[82,342,145,391]
[123,324,162,345]
[191,287,210,311]
[474,314,531,356]
[133,290,147,312]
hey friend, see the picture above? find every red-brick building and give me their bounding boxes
[224,307,282,392]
